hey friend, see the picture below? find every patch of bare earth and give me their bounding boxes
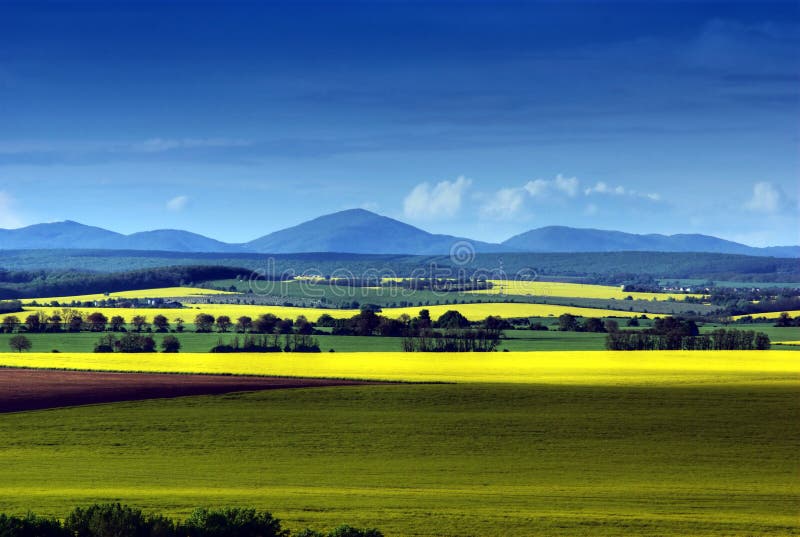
[0,368,372,413]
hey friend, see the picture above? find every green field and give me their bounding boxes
[1,324,798,354]
[0,382,797,536]
[200,279,717,315]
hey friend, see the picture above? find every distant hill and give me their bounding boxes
[244,208,510,254]
[502,226,800,257]
[0,212,797,257]
[0,220,125,250]
[123,230,240,253]
[0,221,242,253]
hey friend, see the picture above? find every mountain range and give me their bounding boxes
[0,209,797,257]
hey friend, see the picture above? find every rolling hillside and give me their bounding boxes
[1,211,797,256]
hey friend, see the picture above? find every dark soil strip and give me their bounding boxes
[0,369,372,413]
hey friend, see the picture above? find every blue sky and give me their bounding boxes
[0,0,797,246]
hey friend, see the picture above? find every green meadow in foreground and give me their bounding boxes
[0,382,797,536]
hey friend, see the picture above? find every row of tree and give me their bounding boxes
[606,329,771,351]
[210,334,321,353]
[401,329,500,352]
[94,333,181,353]
[0,503,381,537]
[1,311,182,334]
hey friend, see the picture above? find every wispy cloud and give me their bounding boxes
[480,187,525,220]
[744,181,786,213]
[524,174,579,198]
[166,195,189,212]
[403,176,471,220]
[0,138,253,166]
[583,181,661,201]
[133,138,251,153]
[0,191,23,228]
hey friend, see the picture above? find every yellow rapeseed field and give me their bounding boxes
[0,350,795,385]
[732,310,800,320]
[466,280,703,301]
[0,301,644,325]
[22,286,234,304]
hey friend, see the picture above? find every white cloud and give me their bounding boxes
[584,181,613,195]
[0,191,23,228]
[584,181,662,202]
[554,174,579,197]
[134,138,250,153]
[403,176,471,219]
[524,174,579,198]
[524,178,549,198]
[745,181,783,213]
[166,195,189,212]
[480,188,525,219]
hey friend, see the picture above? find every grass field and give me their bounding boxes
[0,381,796,536]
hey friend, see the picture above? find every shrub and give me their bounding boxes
[64,503,176,537]
[161,335,181,353]
[0,512,68,537]
[183,507,287,537]
[327,525,383,537]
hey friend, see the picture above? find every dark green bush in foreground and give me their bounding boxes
[0,504,382,537]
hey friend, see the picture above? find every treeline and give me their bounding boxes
[4,250,799,289]
[210,334,321,353]
[0,503,382,537]
[0,300,22,314]
[318,308,504,351]
[0,265,251,299]
[605,317,770,351]
[390,278,492,292]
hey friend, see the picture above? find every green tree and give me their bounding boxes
[1,315,19,333]
[153,314,170,332]
[194,314,215,333]
[86,312,108,332]
[774,312,793,328]
[94,334,117,353]
[183,507,287,537]
[161,335,181,353]
[110,315,126,331]
[253,314,278,333]
[435,310,470,329]
[65,503,175,537]
[295,315,313,335]
[558,313,579,332]
[235,316,253,333]
[582,317,605,333]
[47,314,63,332]
[9,334,31,352]
[131,315,148,332]
[25,313,42,333]
[327,525,384,537]
[216,315,233,333]
[68,315,83,332]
